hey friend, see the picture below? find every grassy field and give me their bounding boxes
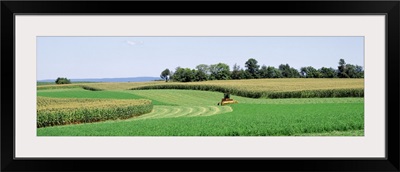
[37,83,364,136]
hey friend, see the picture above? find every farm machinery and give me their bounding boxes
[218,92,238,106]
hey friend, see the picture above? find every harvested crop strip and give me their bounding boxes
[37,84,102,91]
[37,97,153,128]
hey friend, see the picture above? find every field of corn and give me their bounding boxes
[37,79,364,136]
[37,78,364,98]
[37,97,152,128]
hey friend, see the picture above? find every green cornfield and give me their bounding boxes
[37,97,153,128]
[130,85,363,99]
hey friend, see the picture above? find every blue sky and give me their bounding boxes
[37,36,364,80]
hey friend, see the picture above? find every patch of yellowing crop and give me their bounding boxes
[38,97,151,111]
[170,78,364,92]
[95,78,364,91]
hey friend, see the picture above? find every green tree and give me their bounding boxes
[196,64,209,74]
[195,64,209,81]
[345,64,358,78]
[345,64,364,78]
[194,69,208,81]
[160,68,171,82]
[339,59,346,66]
[300,67,307,78]
[355,65,364,78]
[300,66,321,78]
[242,70,253,79]
[337,59,364,78]
[279,64,300,78]
[172,67,182,81]
[279,64,290,77]
[55,77,71,84]
[319,67,337,78]
[209,63,231,80]
[172,67,195,82]
[231,63,243,80]
[169,70,175,80]
[245,58,260,79]
[337,59,349,78]
[266,66,282,78]
[290,68,301,78]
[259,65,268,78]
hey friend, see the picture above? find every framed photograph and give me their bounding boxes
[2,0,399,171]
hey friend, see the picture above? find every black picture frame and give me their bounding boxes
[1,1,399,171]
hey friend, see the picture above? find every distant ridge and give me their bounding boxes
[38,77,161,83]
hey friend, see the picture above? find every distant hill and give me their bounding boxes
[38,77,161,83]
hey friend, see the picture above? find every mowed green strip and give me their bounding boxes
[37,89,364,136]
[122,89,224,106]
[122,89,364,105]
[117,90,234,119]
[130,105,233,120]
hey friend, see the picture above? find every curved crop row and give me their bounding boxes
[37,84,102,91]
[267,89,364,98]
[130,84,364,99]
[132,105,233,120]
[37,97,153,128]
[130,84,263,98]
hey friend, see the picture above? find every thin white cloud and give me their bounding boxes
[126,40,143,46]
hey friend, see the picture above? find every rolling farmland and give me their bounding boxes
[37,79,364,136]
[37,78,363,91]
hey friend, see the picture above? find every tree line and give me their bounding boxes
[55,77,71,84]
[160,58,364,82]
